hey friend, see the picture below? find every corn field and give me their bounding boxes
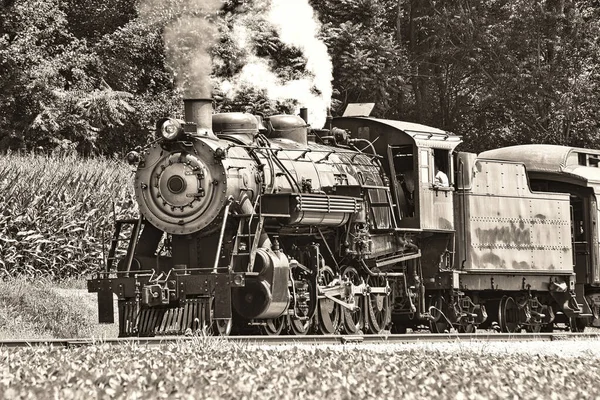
[0,152,137,279]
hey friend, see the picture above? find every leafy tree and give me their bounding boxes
[2,0,600,155]
[311,0,408,117]
[61,0,137,42]
[0,0,180,154]
[396,0,600,152]
[470,0,600,150]
[0,0,91,149]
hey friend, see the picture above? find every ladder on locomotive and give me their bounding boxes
[105,217,143,275]
[230,206,264,272]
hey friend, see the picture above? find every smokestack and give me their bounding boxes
[184,98,216,137]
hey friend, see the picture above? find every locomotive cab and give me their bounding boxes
[332,117,461,231]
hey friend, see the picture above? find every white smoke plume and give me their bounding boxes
[268,0,333,125]
[139,0,222,98]
[138,0,333,126]
[220,0,333,128]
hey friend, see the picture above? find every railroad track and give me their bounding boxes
[1,332,599,348]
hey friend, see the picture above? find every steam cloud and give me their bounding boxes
[139,0,333,127]
[139,0,222,98]
[268,0,333,122]
[221,0,333,128]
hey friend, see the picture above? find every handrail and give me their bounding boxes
[125,217,143,277]
[213,196,234,273]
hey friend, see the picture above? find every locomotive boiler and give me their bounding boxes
[88,98,600,336]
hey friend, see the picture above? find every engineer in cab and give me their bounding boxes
[434,163,449,187]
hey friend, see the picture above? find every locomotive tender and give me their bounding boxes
[88,98,600,335]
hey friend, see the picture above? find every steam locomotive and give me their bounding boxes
[88,98,600,336]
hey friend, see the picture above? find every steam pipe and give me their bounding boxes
[239,195,271,249]
[360,259,404,277]
[325,108,333,130]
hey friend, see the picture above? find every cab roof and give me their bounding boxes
[333,117,461,149]
[345,117,459,140]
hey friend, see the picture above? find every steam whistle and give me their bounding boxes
[325,107,333,130]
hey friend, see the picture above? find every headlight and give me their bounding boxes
[126,151,140,165]
[158,118,184,141]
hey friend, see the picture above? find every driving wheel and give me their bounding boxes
[341,266,364,334]
[261,316,286,336]
[317,266,341,335]
[289,316,312,335]
[366,274,390,334]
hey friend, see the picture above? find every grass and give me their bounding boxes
[0,277,117,339]
[0,277,599,399]
[0,152,137,279]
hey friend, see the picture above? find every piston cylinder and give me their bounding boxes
[232,248,290,319]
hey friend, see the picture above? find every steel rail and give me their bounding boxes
[1,332,599,349]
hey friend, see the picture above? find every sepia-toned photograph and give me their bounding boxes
[1,0,600,398]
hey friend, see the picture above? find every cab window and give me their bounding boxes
[433,149,450,188]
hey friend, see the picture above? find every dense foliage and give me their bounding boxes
[1,0,599,154]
